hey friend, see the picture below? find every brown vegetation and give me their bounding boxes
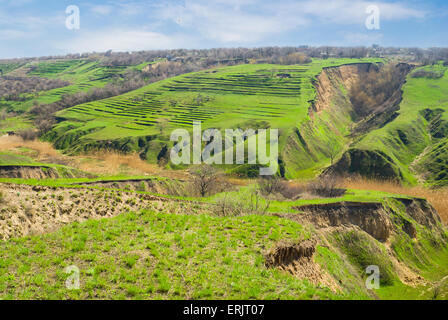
[0,76,69,101]
[339,177,448,224]
[0,135,187,179]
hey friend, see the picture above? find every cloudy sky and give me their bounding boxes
[0,0,447,58]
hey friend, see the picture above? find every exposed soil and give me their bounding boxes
[0,183,210,240]
[0,165,60,179]
[311,63,375,115]
[76,178,188,196]
[292,202,394,242]
[265,240,341,292]
[280,198,444,242]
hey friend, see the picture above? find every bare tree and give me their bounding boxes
[258,176,284,196]
[189,164,219,197]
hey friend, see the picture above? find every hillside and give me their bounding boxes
[331,62,448,186]
[0,179,447,300]
[1,49,448,301]
[44,58,382,178]
[0,58,152,134]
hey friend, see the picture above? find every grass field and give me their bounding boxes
[0,211,345,300]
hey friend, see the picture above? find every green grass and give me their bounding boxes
[0,152,37,165]
[0,62,25,75]
[0,115,33,134]
[0,210,351,300]
[0,58,149,114]
[0,152,89,178]
[45,58,381,177]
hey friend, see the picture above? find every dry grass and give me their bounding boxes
[340,177,448,224]
[0,135,188,179]
[0,135,59,158]
[77,151,159,176]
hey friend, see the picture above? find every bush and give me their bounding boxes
[213,187,270,217]
[307,176,346,198]
[411,69,444,79]
[258,176,284,197]
[279,182,306,199]
[17,128,39,141]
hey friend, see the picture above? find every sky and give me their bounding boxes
[0,0,447,59]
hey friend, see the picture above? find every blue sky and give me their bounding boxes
[0,0,447,59]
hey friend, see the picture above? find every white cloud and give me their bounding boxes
[156,0,425,44]
[294,0,426,24]
[57,29,196,53]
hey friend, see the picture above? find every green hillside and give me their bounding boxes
[45,58,381,177]
[0,179,447,300]
[344,62,448,186]
[1,59,128,113]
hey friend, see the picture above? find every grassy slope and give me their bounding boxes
[0,210,348,300]
[352,62,448,185]
[0,183,447,300]
[0,58,146,135]
[46,58,381,176]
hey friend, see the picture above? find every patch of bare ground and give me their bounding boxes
[387,247,426,287]
[265,240,341,292]
[0,183,211,240]
[0,166,60,179]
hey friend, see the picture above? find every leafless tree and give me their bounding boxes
[189,164,219,197]
[258,176,284,196]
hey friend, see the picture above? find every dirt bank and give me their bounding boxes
[0,166,60,179]
[0,183,210,240]
[281,198,444,242]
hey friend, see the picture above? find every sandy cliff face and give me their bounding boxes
[310,63,376,114]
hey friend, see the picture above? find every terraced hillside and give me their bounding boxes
[45,58,381,175]
[0,58,158,136]
[1,59,134,113]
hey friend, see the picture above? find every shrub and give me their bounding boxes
[307,176,346,198]
[411,69,444,79]
[258,176,285,197]
[213,187,270,217]
[17,129,39,141]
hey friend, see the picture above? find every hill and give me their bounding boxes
[44,58,382,178]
